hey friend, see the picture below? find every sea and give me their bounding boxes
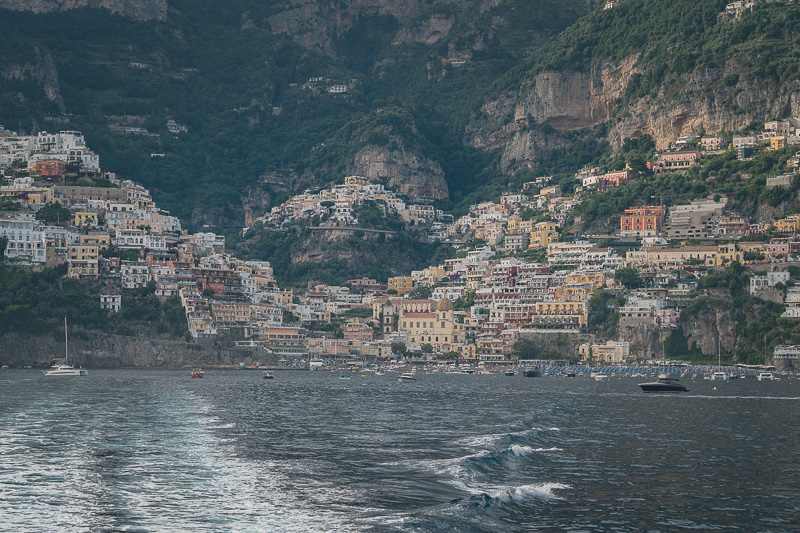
[1,369,798,532]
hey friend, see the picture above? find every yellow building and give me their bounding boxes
[533,300,588,327]
[529,221,558,249]
[400,298,465,350]
[73,211,99,227]
[344,175,370,186]
[507,215,521,231]
[388,276,414,294]
[774,215,800,234]
[67,238,101,279]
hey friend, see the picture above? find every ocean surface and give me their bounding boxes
[1,369,799,532]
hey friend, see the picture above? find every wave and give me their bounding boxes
[510,445,563,456]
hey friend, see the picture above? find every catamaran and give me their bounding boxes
[44,318,88,377]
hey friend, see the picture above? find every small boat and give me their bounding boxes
[190,368,204,378]
[398,372,417,382]
[44,318,88,377]
[461,369,475,374]
[339,374,352,380]
[375,370,385,376]
[565,371,577,378]
[757,372,775,381]
[594,373,609,382]
[262,372,275,379]
[639,374,688,392]
[523,368,541,378]
[504,370,516,376]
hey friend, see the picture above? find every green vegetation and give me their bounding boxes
[0,265,187,338]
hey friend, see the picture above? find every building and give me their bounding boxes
[648,152,701,174]
[399,298,465,350]
[620,206,667,237]
[100,293,122,313]
[578,340,630,364]
[388,276,414,295]
[530,221,559,249]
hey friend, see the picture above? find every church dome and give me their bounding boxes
[436,297,455,312]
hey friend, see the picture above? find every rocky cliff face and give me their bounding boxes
[610,67,800,150]
[0,332,245,368]
[0,0,167,20]
[351,141,449,200]
[267,0,467,55]
[474,52,800,166]
[1,46,65,113]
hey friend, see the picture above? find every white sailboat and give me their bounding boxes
[44,318,88,377]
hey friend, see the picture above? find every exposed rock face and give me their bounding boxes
[0,332,243,368]
[351,142,449,199]
[475,53,800,164]
[0,0,167,20]
[267,0,466,56]
[513,55,641,131]
[1,46,65,113]
[610,69,800,150]
[392,13,455,45]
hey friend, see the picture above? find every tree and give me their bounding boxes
[420,343,433,353]
[391,342,406,356]
[512,338,538,359]
[615,267,644,289]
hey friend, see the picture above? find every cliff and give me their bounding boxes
[0,45,65,113]
[0,331,246,368]
[0,0,167,20]
[351,142,448,200]
[267,0,466,56]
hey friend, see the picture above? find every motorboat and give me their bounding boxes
[523,368,541,377]
[565,371,577,378]
[757,372,775,381]
[398,372,417,382]
[262,372,275,379]
[190,368,205,378]
[639,375,688,392]
[594,373,609,382]
[44,318,88,377]
[504,370,516,376]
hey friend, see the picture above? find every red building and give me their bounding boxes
[33,159,66,178]
[620,206,666,237]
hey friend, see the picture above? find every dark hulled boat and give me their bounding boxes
[639,375,688,392]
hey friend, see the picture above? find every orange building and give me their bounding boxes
[620,206,666,237]
[34,159,66,178]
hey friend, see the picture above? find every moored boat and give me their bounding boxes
[398,372,417,382]
[44,318,88,377]
[523,368,541,377]
[262,372,275,379]
[757,372,774,381]
[639,374,688,392]
[191,368,204,378]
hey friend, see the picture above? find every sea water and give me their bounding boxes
[1,369,798,532]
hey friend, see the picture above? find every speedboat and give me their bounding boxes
[190,368,204,378]
[523,368,541,377]
[594,373,609,381]
[262,372,275,379]
[757,372,774,381]
[639,375,688,392]
[504,370,516,376]
[398,372,416,382]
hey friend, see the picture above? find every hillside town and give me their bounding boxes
[3,123,800,369]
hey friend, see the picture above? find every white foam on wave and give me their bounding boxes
[510,445,563,456]
[486,482,571,503]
